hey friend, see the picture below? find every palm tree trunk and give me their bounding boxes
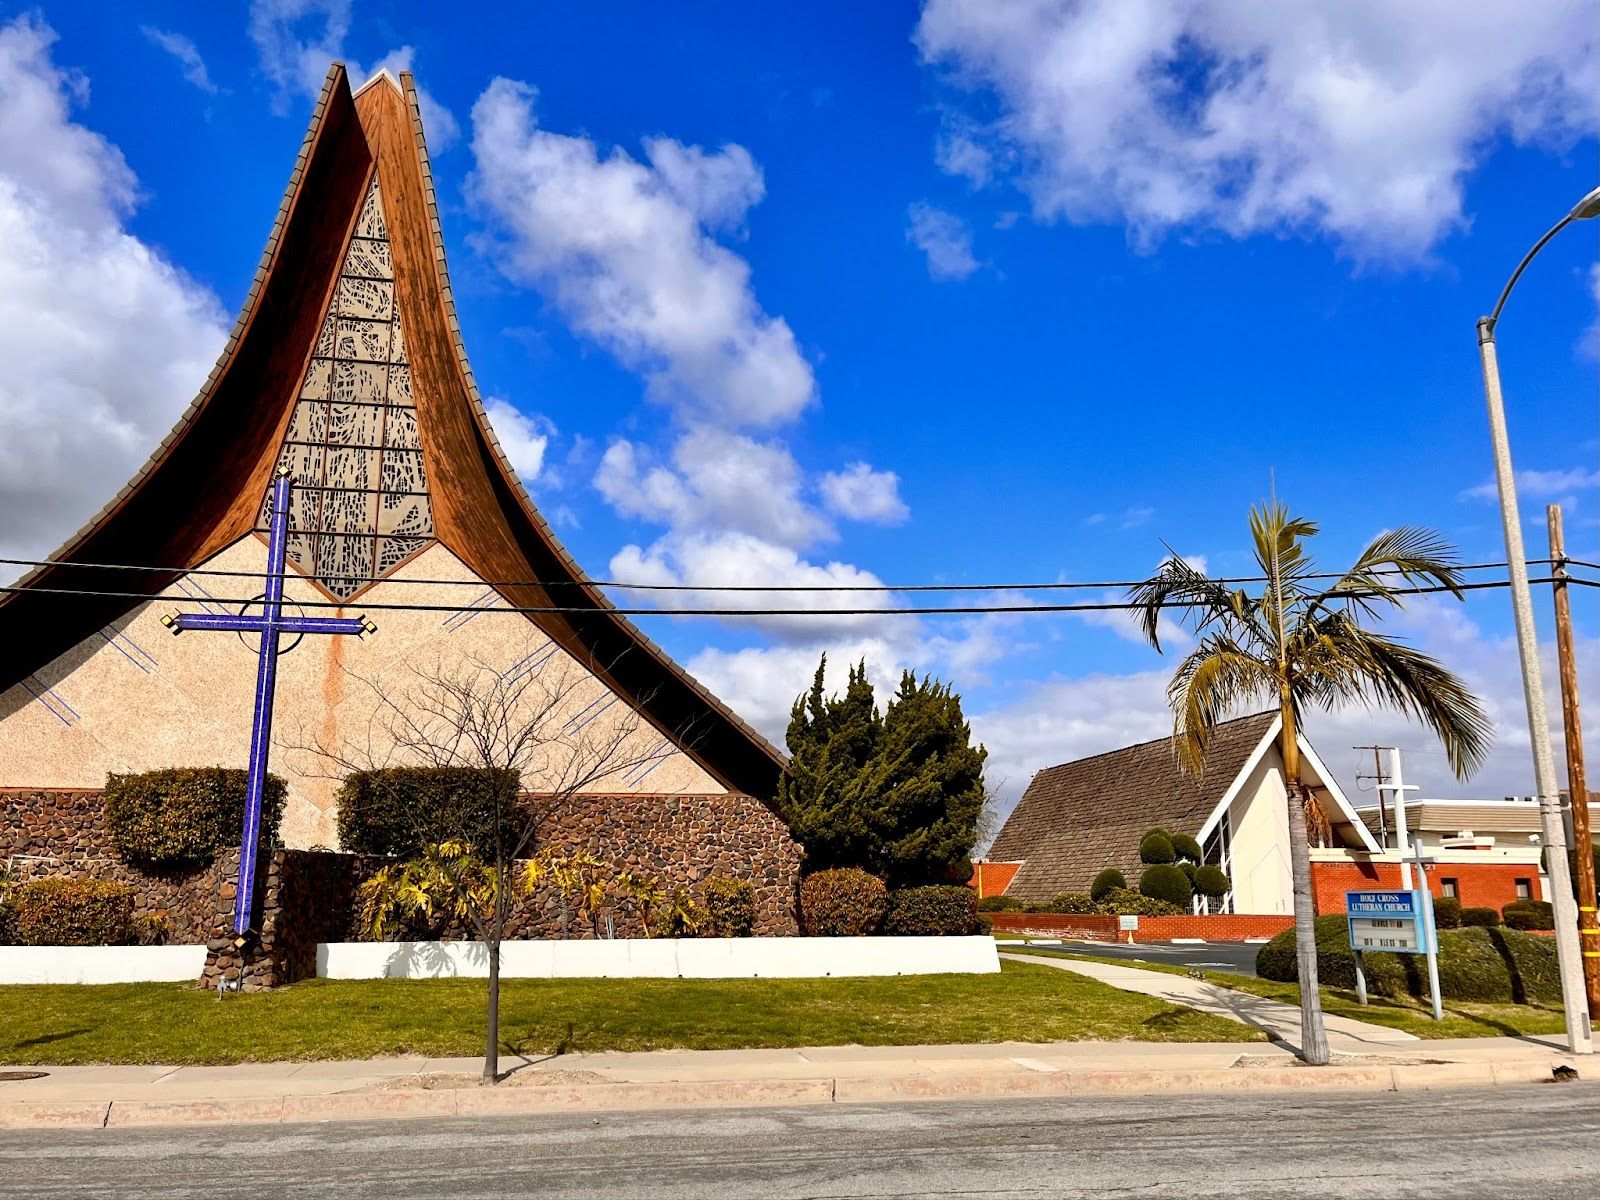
[1280,701,1331,1065]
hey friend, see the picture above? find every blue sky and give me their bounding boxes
[2,1,1597,813]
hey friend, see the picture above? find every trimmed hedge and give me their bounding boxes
[1193,865,1231,900]
[1432,896,1461,930]
[1049,892,1098,915]
[1461,906,1500,928]
[697,876,756,937]
[1139,864,1192,908]
[977,895,1023,912]
[336,767,521,857]
[13,878,135,946]
[1138,830,1175,865]
[882,885,981,936]
[1255,914,1561,1004]
[1096,886,1184,916]
[1090,868,1125,902]
[799,868,887,936]
[1502,900,1554,931]
[103,768,286,867]
[1171,833,1203,864]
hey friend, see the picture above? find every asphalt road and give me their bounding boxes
[3,1082,1596,1199]
[1015,937,1266,976]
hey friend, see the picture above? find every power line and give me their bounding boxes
[0,554,1540,594]
[0,574,1562,618]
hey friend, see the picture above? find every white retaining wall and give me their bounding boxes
[317,936,1001,980]
[0,945,208,985]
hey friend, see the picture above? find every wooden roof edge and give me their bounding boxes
[0,64,351,609]
[392,72,789,782]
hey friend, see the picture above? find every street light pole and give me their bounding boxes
[1475,185,1600,1055]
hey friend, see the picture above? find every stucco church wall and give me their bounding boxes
[0,540,728,849]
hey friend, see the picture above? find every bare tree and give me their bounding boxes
[293,641,683,1083]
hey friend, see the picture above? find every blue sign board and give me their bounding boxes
[1345,890,1432,954]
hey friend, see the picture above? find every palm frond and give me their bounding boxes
[1127,554,1268,652]
[1317,526,1465,620]
[1166,635,1276,775]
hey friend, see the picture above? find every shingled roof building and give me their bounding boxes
[0,67,788,854]
[989,712,1377,914]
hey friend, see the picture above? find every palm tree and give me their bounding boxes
[1128,502,1490,1064]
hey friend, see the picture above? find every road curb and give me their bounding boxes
[0,1057,1574,1129]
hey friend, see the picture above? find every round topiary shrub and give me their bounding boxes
[103,768,287,867]
[977,894,1023,912]
[799,868,888,936]
[1090,868,1126,901]
[1502,900,1555,931]
[1096,886,1184,917]
[1138,830,1176,865]
[1193,865,1231,900]
[1139,863,1192,908]
[1461,906,1500,928]
[1049,892,1098,914]
[1255,916,1561,1004]
[1170,833,1203,864]
[882,885,981,936]
[1432,896,1461,930]
[697,876,757,937]
[13,878,135,946]
[336,767,521,857]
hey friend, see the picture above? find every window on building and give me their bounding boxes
[1515,878,1533,900]
[1441,878,1458,899]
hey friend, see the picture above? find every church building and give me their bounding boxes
[0,67,789,860]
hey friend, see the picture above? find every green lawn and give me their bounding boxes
[1003,945,1566,1040]
[0,960,1262,1065]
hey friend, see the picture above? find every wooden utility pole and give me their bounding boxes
[1547,504,1600,1016]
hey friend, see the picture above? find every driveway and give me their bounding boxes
[1008,936,1265,977]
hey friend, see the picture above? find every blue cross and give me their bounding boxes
[162,469,376,935]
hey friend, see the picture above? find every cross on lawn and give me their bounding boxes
[162,469,376,935]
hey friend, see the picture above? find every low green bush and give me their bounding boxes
[1138,830,1175,865]
[1461,906,1500,928]
[1049,892,1098,914]
[1089,868,1125,901]
[336,767,521,857]
[1502,900,1554,931]
[1255,914,1560,1004]
[976,894,1022,912]
[882,885,981,936]
[799,868,887,936]
[103,768,286,867]
[1022,902,1051,914]
[13,878,135,946]
[1171,833,1203,864]
[1193,865,1231,900]
[1139,864,1193,908]
[697,876,757,937]
[1095,886,1184,916]
[1432,896,1461,929]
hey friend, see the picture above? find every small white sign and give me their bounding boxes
[1118,915,1139,931]
[1349,916,1424,953]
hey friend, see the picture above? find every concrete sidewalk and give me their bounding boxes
[1000,951,1418,1052]
[0,1032,1581,1130]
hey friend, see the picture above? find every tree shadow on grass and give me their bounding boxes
[10,1028,88,1049]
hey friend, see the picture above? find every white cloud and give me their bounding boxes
[1460,467,1600,503]
[0,15,228,567]
[483,398,551,482]
[247,0,459,150]
[916,0,1598,260]
[597,430,832,550]
[608,531,898,642]
[141,27,219,95]
[819,462,910,525]
[467,78,814,429]
[906,201,980,280]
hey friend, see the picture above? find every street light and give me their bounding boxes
[1475,184,1600,1055]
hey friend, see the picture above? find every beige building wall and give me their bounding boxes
[0,537,723,848]
[1223,747,1295,916]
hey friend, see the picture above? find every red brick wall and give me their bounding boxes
[967,861,1021,898]
[988,912,1292,942]
[1310,859,1542,915]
